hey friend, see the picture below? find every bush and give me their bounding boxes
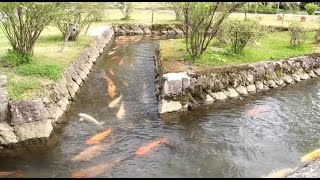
[305,3,318,15]
[223,19,263,54]
[288,22,307,47]
[4,49,32,67]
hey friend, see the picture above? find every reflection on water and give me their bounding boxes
[0,35,320,178]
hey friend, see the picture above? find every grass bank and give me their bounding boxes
[159,31,320,73]
[0,26,95,101]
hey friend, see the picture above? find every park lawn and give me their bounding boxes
[102,9,178,24]
[0,25,95,101]
[229,13,320,29]
[160,31,320,73]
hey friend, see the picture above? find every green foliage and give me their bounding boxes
[305,3,318,15]
[15,63,62,80]
[289,22,307,47]
[54,2,106,41]
[220,19,263,54]
[175,2,245,62]
[0,2,62,60]
[4,49,32,67]
[282,2,300,13]
[208,54,226,64]
[114,2,133,20]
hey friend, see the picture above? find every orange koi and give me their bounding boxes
[71,162,111,178]
[109,68,115,76]
[135,137,167,156]
[107,84,117,99]
[0,170,23,178]
[85,128,112,145]
[118,59,124,66]
[111,56,119,61]
[104,76,114,85]
[71,144,108,162]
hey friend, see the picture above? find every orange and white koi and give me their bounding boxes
[109,94,123,108]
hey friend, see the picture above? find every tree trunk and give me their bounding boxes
[84,22,91,35]
[151,10,154,23]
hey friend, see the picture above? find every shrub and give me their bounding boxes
[288,22,307,47]
[4,49,32,67]
[305,3,318,15]
[225,19,263,54]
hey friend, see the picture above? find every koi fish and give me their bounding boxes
[112,46,119,50]
[246,106,267,116]
[108,51,116,55]
[301,149,320,162]
[107,84,117,99]
[121,79,129,87]
[109,68,115,76]
[0,170,23,178]
[79,113,104,127]
[71,158,120,178]
[71,144,108,162]
[111,56,119,61]
[104,76,114,85]
[262,168,295,178]
[129,63,135,69]
[116,101,125,119]
[135,137,167,156]
[118,59,124,66]
[143,82,147,90]
[85,128,112,145]
[109,94,123,108]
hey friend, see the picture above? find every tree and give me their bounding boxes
[114,2,133,20]
[0,2,62,62]
[305,3,318,15]
[54,2,105,41]
[168,2,182,21]
[176,2,246,62]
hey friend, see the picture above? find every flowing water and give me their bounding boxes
[1,35,320,178]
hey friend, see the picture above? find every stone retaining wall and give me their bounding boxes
[155,52,320,114]
[112,23,317,37]
[0,25,115,149]
[112,23,183,36]
[287,158,320,178]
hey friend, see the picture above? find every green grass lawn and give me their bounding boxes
[160,31,320,72]
[102,9,178,24]
[0,26,95,101]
